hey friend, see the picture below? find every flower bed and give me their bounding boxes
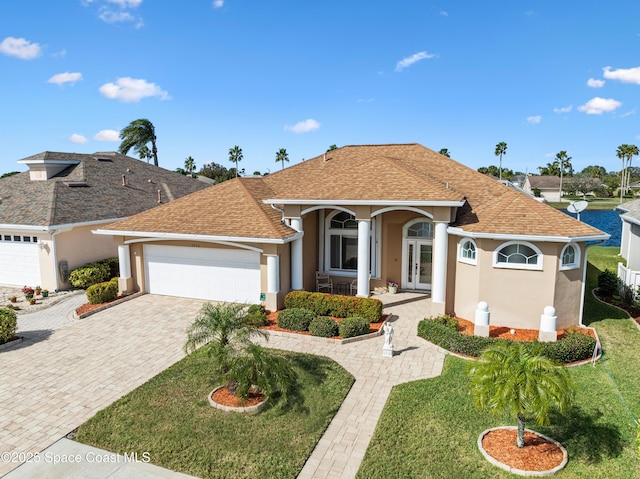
[263,311,384,339]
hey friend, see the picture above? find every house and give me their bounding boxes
[96,144,608,331]
[616,200,640,289]
[0,151,208,291]
[522,175,567,202]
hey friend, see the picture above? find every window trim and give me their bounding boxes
[457,238,478,265]
[324,211,378,277]
[493,241,543,271]
[560,243,580,271]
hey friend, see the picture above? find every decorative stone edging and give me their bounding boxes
[266,318,386,345]
[591,287,640,333]
[477,426,568,477]
[73,291,144,319]
[0,336,23,352]
[208,386,267,413]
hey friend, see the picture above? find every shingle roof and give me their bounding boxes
[102,144,605,240]
[616,199,640,223]
[0,151,208,227]
[526,175,569,189]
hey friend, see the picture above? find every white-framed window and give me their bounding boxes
[560,244,580,270]
[325,211,377,275]
[493,241,543,271]
[458,238,477,265]
[0,234,38,243]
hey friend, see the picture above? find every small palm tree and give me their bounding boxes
[494,141,507,181]
[438,148,451,157]
[468,341,573,448]
[228,146,243,178]
[119,118,158,166]
[184,156,196,178]
[555,151,572,202]
[275,148,289,170]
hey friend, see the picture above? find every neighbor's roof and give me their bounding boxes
[616,199,640,224]
[0,151,208,227]
[101,144,605,240]
[525,175,570,189]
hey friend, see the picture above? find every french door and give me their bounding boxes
[402,239,432,290]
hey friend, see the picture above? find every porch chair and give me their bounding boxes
[350,279,358,296]
[316,271,333,293]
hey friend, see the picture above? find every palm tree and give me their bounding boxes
[228,146,243,178]
[275,148,289,170]
[555,151,572,202]
[494,142,507,181]
[184,156,196,178]
[438,148,451,157]
[627,145,640,196]
[617,144,639,201]
[119,119,158,166]
[469,342,573,448]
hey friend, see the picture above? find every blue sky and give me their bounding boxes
[1,1,639,176]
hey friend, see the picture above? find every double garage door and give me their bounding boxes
[144,244,261,304]
[0,240,41,287]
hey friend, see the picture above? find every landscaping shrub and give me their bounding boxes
[284,291,382,322]
[430,314,459,331]
[0,307,17,344]
[540,334,597,364]
[309,316,338,338]
[86,278,118,305]
[246,304,268,326]
[597,269,619,296]
[619,283,637,306]
[277,308,316,332]
[338,317,370,338]
[96,257,119,279]
[68,262,111,289]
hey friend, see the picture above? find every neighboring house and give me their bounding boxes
[0,151,208,291]
[522,175,567,202]
[616,200,640,289]
[96,144,608,331]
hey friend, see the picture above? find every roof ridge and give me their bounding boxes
[236,178,289,237]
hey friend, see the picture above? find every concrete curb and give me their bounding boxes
[0,336,23,352]
[207,386,267,414]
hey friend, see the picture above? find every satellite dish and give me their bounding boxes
[567,201,588,214]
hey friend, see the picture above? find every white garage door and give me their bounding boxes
[0,239,41,287]
[144,244,261,304]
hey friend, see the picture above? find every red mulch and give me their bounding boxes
[456,317,596,342]
[75,295,125,316]
[482,428,564,472]
[263,311,385,339]
[211,386,264,408]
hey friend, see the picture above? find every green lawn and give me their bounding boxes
[357,246,640,479]
[547,198,630,210]
[77,349,354,479]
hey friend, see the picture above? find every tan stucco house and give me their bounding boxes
[0,151,208,291]
[96,144,608,330]
[616,199,640,289]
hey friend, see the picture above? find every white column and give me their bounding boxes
[431,221,448,304]
[357,219,371,297]
[290,217,303,290]
[266,254,280,293]
[118,244,131,279]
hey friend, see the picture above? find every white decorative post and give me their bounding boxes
[117,244,132,293]
[290,217,303,290]
[266,254,280,294]
[383,321,394,357]
[431,221,448,313]
[356,219,371,297]
[474,301,490,337]
[539,306,557,342]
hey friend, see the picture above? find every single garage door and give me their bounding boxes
[144,244,261,304]
[0,236,41,287]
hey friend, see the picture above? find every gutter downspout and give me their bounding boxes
[51,230,60,292]
[579,240,606,326]
[270,204,286,224]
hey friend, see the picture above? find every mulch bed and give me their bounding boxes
[482,428,564,472]
[264,311,385,339]
[456,317,596,341]
[593,289,640,324]
[211,386,264,408]
[75,295,125,316]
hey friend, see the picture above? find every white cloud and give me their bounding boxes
[439,10,448,17]
[603,66,640,85]
[99,77,170,102]
[587,78,605,88]
[94,129,120,141]
[213,0,224,8]
[527,115,541,124]
[51,49,66,58]
[395,51,437,72]
[47,72,82,86]
[99,8,134,23]
[544,152,555,158]
[107,0,142,7]
[578,97,622,115]
[284,119,321,134]
[620,109,637,118]
[553,105,572,114]
[357,98,375,103]
[69,133,88,144]
[0,37,41,60]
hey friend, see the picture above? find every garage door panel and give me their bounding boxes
[0,243,41,286]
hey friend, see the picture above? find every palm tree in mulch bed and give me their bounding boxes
[184,302,297,403]
[468,341,574,448]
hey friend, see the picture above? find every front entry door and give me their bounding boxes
[403,239,432,290]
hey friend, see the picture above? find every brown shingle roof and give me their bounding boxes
[526,176,568,189]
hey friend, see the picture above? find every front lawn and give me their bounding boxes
[77,349,354,479]
[357,246,640,478]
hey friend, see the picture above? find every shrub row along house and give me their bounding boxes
[94,144,607,331]
[0,152,208,291]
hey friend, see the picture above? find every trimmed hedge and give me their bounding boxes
[0,307,17,344]
[309,316,339,338]
[417,316,597,364]
[86,278,118,305]
[277,308,316,332]
[69,261,111,289]
[338,317,370,339]
[284,291,383,322]
[597,269,619,296]
[246,304,268,327]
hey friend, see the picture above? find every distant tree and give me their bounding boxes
[0,171,19,179]
[184,156,196,178]
[438,148,451,157]
[601,173,620,197]
[478,165,513,180]
[617,144,639,201]
[252,170,262,176]
[494,141,508,181]
[565,173,605,199]
[275,148,289,170]
[119,119,158,166]
[555,151,572,202]
[199,162,235,184]
[580,165,607,178]
[327,144,337,151]
[228,146,243,178]
[138,145,153,163]
[538,161,560,176]
[174,167,187,175]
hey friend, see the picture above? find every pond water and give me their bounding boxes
[561,208,622,247]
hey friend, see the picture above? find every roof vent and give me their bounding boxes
[122,174,127,186]
[95,157,113,162]
[157,189,162,203]
[64,181,89,187]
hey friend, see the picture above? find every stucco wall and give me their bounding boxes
[627,222,640,271]
[553,243,585,329]
[620,220,630,260]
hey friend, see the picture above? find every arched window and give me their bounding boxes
[458,238,477,265]
[493,241,543,270]
[560,244,580,270]
[328,212,358,270]
[407,221,433,238]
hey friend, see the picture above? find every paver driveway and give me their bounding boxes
[0,295,204,476]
